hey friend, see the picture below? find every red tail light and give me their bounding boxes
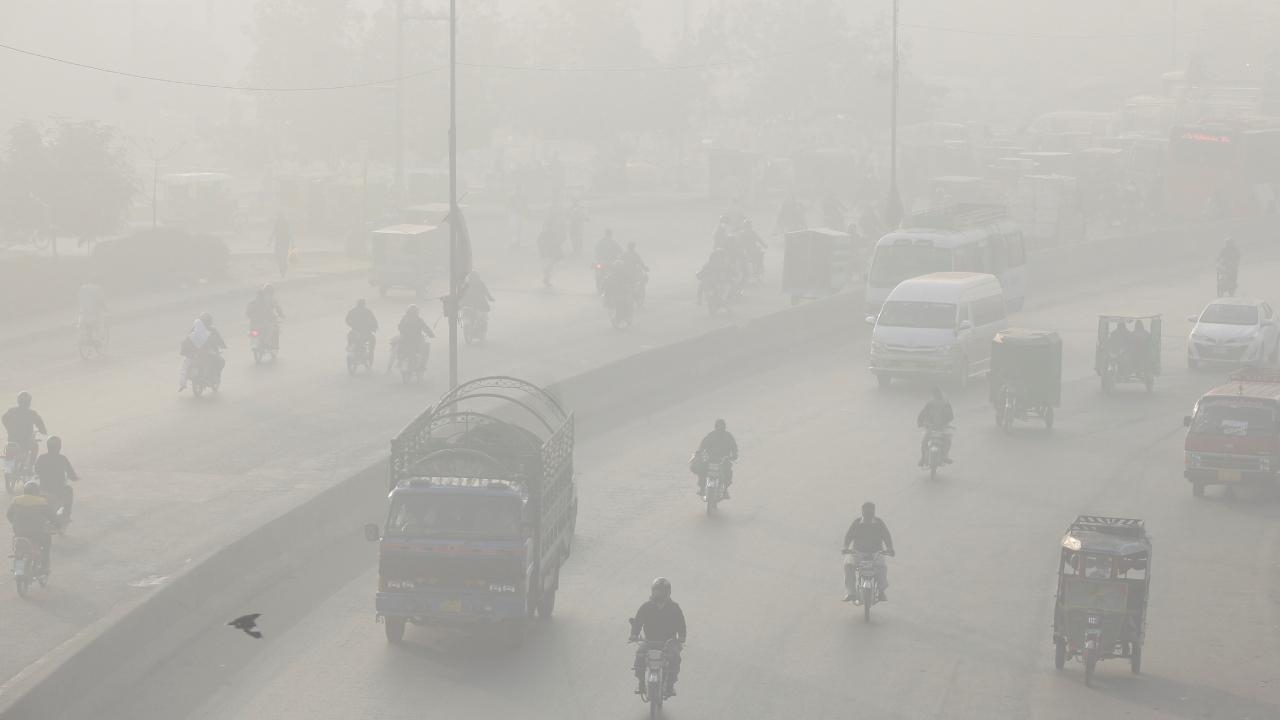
[250,329,260,337]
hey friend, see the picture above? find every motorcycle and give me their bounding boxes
[703,277,731,316]
[461,306,489,345]
[1217,262,1237,297]
[346,334,375,375]
[12,536,48,597]
[593,262,609,295]
[605,286,635,330]
[631,637,680,719]
[189,351,224,397]
[250,323,280,364]
[697,454,733,516]
[4,439,40,494]
[391,338,428,384]
[843,549,892,622]
[76,316,108,359]
[922,426,952,480]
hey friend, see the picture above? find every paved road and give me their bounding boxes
[101,260,1280,719]
[0,199,790,685]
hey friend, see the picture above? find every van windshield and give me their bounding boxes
[869,244,952,288]
[1191,400,1278,437]
[877,301,956,329]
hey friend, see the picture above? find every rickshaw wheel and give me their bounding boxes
[1044,407,1054,430]
[1130,643,1142,674]
[1054,639,1067,670]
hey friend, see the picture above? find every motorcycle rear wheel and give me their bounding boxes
[862,586,874,622]
[15,575,30,598]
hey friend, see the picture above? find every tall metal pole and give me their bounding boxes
[885,0,903,227]
[448,0,459,389]
[395,0,405,212]
[1170,0,1178,70]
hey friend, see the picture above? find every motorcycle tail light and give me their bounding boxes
[250,330,260,337]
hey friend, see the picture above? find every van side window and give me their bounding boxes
[972,295,1007,326]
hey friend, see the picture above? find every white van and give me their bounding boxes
[866,272,1009,388]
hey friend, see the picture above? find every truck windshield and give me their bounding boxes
[1191,401,1279,437]
[877,301,957,329]
[1199,304,1259,325]
[387,493,523,537]
[869,243,952,288]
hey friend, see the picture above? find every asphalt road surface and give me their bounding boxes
[102,258,1280,719]
[0,199,788,685]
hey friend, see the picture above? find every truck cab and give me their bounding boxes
[1183,369,1280,497]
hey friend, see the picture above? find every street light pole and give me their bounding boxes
[395,0,405,212]
[448,0,459,390]
[884,0,903,227]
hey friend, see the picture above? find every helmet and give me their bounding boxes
[862,501,876,515]
[23,480,39,495]
[714,418,726,431]
[199,312,214,327]
[931,386,945,401]
[16,391,31,408]
[406,304,419,316]
[650,577,672,601]
[46,436,62,454]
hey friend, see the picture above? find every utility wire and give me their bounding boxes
[902,22,1198,41]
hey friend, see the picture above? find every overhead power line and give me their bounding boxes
[902,22,1197,41]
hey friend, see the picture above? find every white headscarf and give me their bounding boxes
[189,318,211,349]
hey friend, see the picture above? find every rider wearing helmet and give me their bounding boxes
[179,314,227,391]
[246,283,285,340]
[1218,237,1240,273]
[345,299,379,352]
[7,480,57,571]
[843,502,895,602]
[629,577,687,696]
[34,436,78,522]
[2,392,47,460]
[916,387,954,466]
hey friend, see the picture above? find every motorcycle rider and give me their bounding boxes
[34,436,78,522]
[179,313,227,391]
[246,284,285,347]
[843,501,895,602]
[692,419,738,498]
[629,577,687,697]
[396,304,435,367]
[7,480,57,572]
[3,392,47,468]
[345,299,379,354]
[460,269,496,315]
[1105,319,1133,376]
[916,387,954,466]
[696,247,734,305]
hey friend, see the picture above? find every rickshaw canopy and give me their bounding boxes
[990,328,1063,407]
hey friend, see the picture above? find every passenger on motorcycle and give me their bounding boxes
[916,387,954,466]
[246,284,285,339]
[843,502,895,601]
[345,299,379,353]
[7,481,56,572]
[178,314,227,391]
[601,260,637,305]
[622,242,649,275]
[396,305,435,362]
[692,419,738,497]
[3,392,47,463]
[34,436,78,523]
[595,229,622,266]
[629,577,687,696]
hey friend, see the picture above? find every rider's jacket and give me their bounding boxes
[7,494,56,537]
[697,430,738,462]
[35,452,77,488]
[631,599,687,642]
[398,314,434,347]
[246,298,283,329]
[346,306,379,334]
[2,407,46,443]
[844,516,894,554]
[917,401,954,429]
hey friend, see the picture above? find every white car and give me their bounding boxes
[1186,298,1279,369]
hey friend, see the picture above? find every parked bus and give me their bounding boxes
[865,204,1027,312]
[1165,120,1280,220]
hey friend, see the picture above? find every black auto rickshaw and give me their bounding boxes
[990,329,1062,431]
[1096,314,1161,393]
[1053,515,1151,686]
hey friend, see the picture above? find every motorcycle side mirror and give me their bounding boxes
[1183,415,1192,427]
[363,523,381,542]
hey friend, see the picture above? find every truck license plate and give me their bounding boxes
[440,599,463,613]
[1218,469,1242,483]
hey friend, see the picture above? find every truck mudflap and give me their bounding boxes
[376,590,526,623]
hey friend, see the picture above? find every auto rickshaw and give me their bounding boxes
[990,329,1062,431]
[1096,314,1161,393]
[1053,515,1151,686]
[368,223,447,298]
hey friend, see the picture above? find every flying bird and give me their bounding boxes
[228,613,263,639]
